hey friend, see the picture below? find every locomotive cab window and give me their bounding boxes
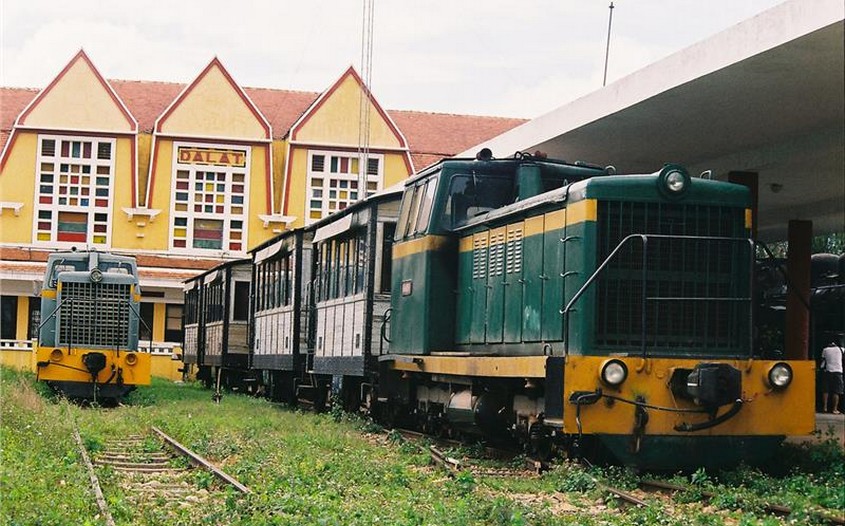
[442,173,512,229]
[396,176,437,240]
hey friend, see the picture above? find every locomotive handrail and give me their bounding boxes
[380,308,393,350]
[755,240,811,312]
[561,233,755,359]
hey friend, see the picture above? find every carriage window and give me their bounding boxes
[380,223,395,293]
[232,281,249,321]
[442,174,513,229]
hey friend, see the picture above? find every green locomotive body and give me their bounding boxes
[384,153,813,468]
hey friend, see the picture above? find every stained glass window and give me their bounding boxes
[170,144,249,253]
[34,135,114,246]
[306,150,382,224]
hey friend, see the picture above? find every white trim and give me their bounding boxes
[257,214,296,228]
[0,202,24,216]
[121,207,162,221]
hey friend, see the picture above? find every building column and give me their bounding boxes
[153,303,166,342]
[15,296,29,342]
[785,220,812,360]
[728,171,758,239]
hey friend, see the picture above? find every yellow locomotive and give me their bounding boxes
[35,250,150,401]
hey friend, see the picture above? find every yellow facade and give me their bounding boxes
[0,51,417,370]
[158,63,268,140]
[19,54,135,133]
[0,131,37,244]
[295,74,402,148]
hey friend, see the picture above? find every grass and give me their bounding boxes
[1,366,843,525]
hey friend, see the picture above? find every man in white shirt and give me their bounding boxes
[821,338,844,414]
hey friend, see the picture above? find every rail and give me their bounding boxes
[152,426,251,494]
[561,233,755,358]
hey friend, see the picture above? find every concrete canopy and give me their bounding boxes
[464,0,844,242]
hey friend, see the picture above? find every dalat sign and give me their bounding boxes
[177,147,248,168]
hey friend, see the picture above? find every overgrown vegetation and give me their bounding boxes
[2,366,843,525]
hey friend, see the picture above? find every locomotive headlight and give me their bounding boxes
[600,359,628,386]
[90,268,103,283]
[657,164,690,197]
[767,362,793,389]
[125,353,138,366]
[666,170,686,192]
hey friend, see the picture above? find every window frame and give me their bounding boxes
[168,141,251,255]
[32,134,117,248]
[305,149,384,224]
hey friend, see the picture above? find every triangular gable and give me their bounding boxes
[16,50,137,133]
[155,58,271,140]
[290,66,408,149]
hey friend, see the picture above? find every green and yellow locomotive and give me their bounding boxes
[35,250,150,401]
[381,151,814,469]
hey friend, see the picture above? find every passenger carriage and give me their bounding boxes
[308,185,402,409]
[182,259,252,390]
[249,229,312,402]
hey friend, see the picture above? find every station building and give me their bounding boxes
[0,50,525,355]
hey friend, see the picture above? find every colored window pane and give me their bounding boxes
[41,140,55,156]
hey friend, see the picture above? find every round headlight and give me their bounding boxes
[666,170,686,192]
[50,349,63,362]
[768,362,792,389]
[90,268,103,283]
[125,353,138,366]
[600,359,628,386]
[657,164,690,198]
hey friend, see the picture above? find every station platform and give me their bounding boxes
[786,413,845,449]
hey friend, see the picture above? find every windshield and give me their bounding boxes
[442,174,513,229]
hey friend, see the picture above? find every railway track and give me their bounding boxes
[73,423,249,524]
[387,428,843,523]
[600,477,845,525]
[392,427,545,477]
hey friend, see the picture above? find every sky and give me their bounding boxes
[1,0,786,119]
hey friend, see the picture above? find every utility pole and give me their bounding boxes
[603,1,615,87]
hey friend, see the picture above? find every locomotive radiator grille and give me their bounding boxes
[595,201,750,355]
[58,281,132,348]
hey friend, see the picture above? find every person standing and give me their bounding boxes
[821,338,844,414]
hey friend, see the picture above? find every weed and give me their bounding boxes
[555,465,597,492]
[194,469,215,490]
[450,470,476,496]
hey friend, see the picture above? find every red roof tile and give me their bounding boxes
[388,110,528,170]
[1,81,525,165]
[0,87,38,151]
